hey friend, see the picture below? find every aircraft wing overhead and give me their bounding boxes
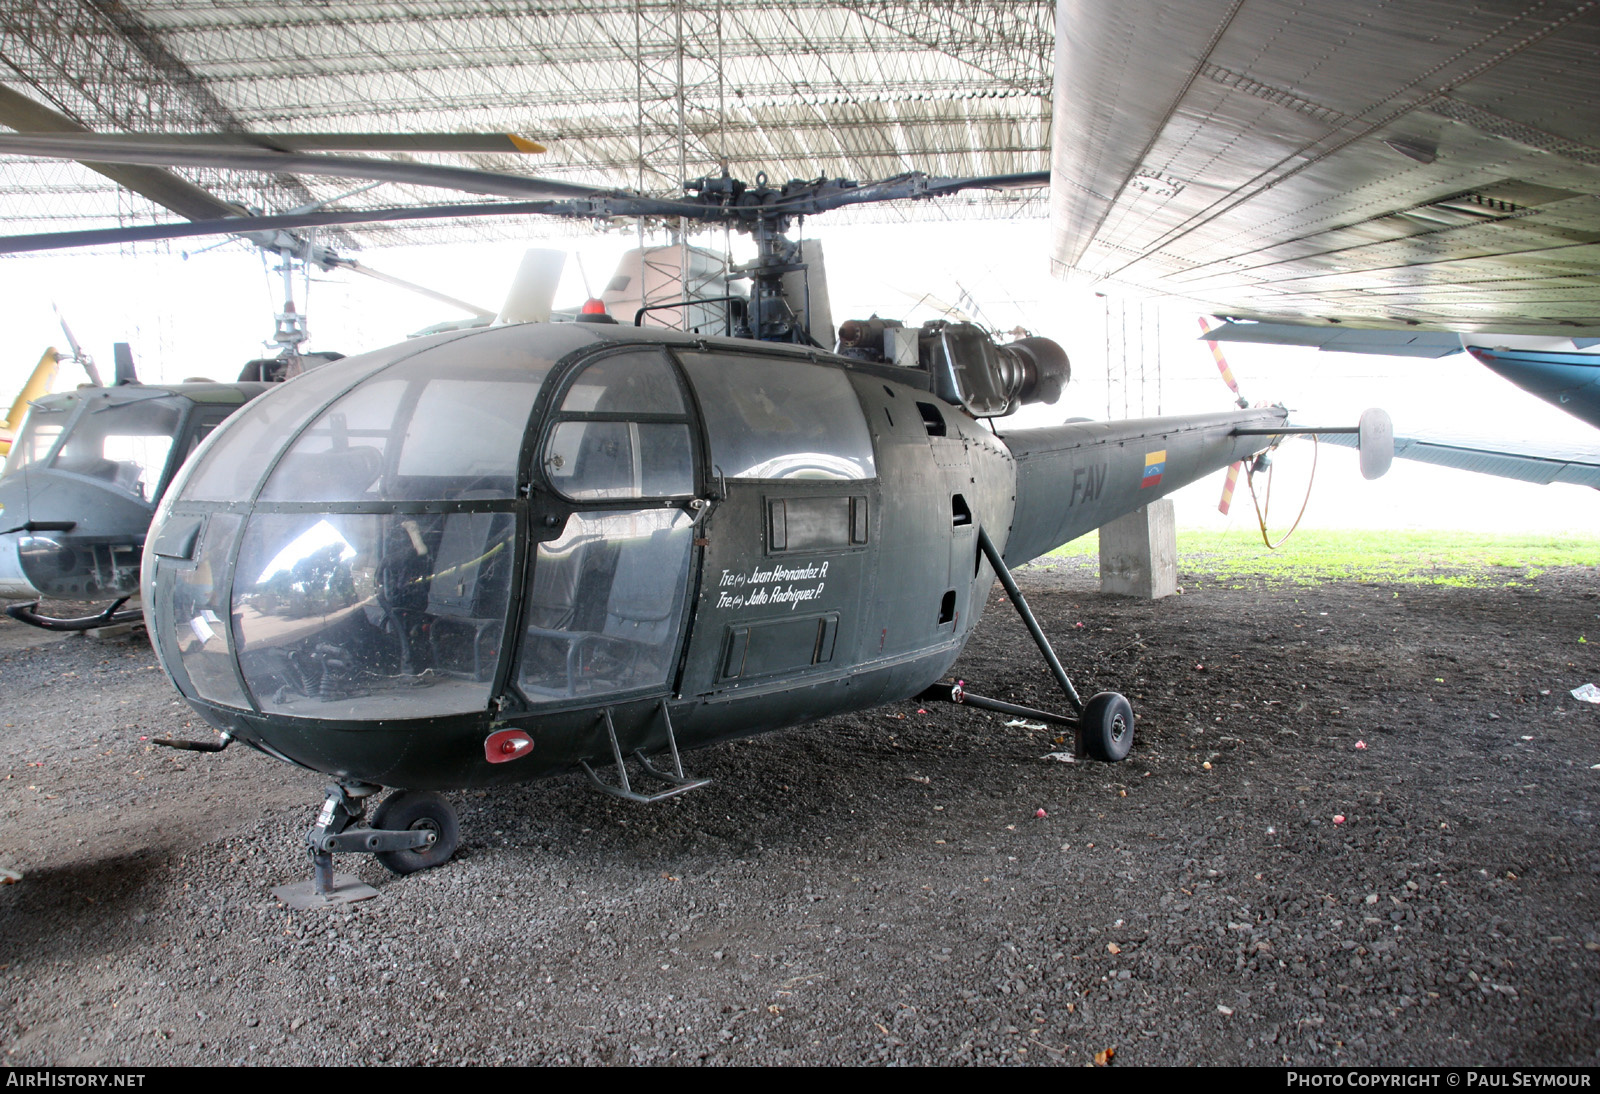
[1051,0,1600,336]
[1317,430,1600,489]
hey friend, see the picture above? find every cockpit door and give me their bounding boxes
[514,349,701,707]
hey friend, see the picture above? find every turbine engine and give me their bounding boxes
[836,318,1069,417]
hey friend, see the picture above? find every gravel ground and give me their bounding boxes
[1,559,1598,1066]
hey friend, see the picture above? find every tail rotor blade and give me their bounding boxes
[1218,461,1242,515]
[1199,316,1249,408]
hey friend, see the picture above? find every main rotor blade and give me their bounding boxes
[0,196,707,255]
[0,85,243,223]
[761,170,1050,217]
[330,258,496,319]
[0,134,603,200]
[9,132,547,155]
[0,166,1052,256]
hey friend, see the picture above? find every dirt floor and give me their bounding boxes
[1,557,1597,1066]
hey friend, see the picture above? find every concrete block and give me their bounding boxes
[1098,499,1177,599]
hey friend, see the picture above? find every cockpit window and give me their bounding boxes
[183,350,399,502]
[545,421,695,500]
[257,380,406,503]
[544,351,695,501]
[679,352,875,481]
[258,352,556,503]
[231,506,517,718]
[394,376,541,485]
[3,403,70,476]
[48,396,184,501]
[559,354,685,415]
[519,508,694,703]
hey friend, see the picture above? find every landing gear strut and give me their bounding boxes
[271,782,461,910]
[920,526,1136,763]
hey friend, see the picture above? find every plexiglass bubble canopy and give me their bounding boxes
[144,319,881,787]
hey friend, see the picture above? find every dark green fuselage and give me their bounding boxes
[144,323,1283,790]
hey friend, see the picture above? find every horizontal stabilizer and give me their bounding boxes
[1202,322,1464,359]
[1317,431,1600,489]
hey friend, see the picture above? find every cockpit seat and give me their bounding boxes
[521,525,687,698]
[424,493,513,680]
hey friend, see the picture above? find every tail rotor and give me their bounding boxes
[1201,317,1250,515]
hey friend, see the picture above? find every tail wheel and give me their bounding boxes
[1081,691,1135,762]
[370,790,460,875]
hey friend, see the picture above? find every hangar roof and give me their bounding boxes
[0,1,1053,250]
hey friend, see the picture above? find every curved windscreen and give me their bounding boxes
[148,323,611,721]
[232,507,517,718]
[260,356,552,503]
[181,348,404,502]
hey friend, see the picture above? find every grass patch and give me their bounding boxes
[1039,528,1600,587]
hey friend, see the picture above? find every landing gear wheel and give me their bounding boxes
[370,790,460,875]
[1081,691,1135,762]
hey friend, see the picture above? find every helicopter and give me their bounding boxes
[0,137,1392,905]
[0,99,560,631]
[0,359,273,631]
[0,246,619,634]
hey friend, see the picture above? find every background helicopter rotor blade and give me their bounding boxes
[0,133,623,201]
[329,258,496,319]
[52,305,103,386]
[495,249,568,324]
[6,131,546,155]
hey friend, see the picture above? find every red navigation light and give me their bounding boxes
[580,298,607,315]
[484,729,534,764]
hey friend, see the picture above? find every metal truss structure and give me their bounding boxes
[0,0,1053,253]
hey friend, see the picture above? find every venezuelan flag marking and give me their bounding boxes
[1141,449,1166,489]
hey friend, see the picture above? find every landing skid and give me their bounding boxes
[5,596,143,633]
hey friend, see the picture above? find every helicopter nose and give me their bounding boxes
[0,531,42,600]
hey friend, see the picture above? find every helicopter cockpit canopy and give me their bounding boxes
[149,325,589,721]
[143,320,894,752]
[3,390,187,502]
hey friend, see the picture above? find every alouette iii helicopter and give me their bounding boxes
[0,135,1392,905]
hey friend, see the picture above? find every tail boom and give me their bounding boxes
[1000,406,1288,566]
